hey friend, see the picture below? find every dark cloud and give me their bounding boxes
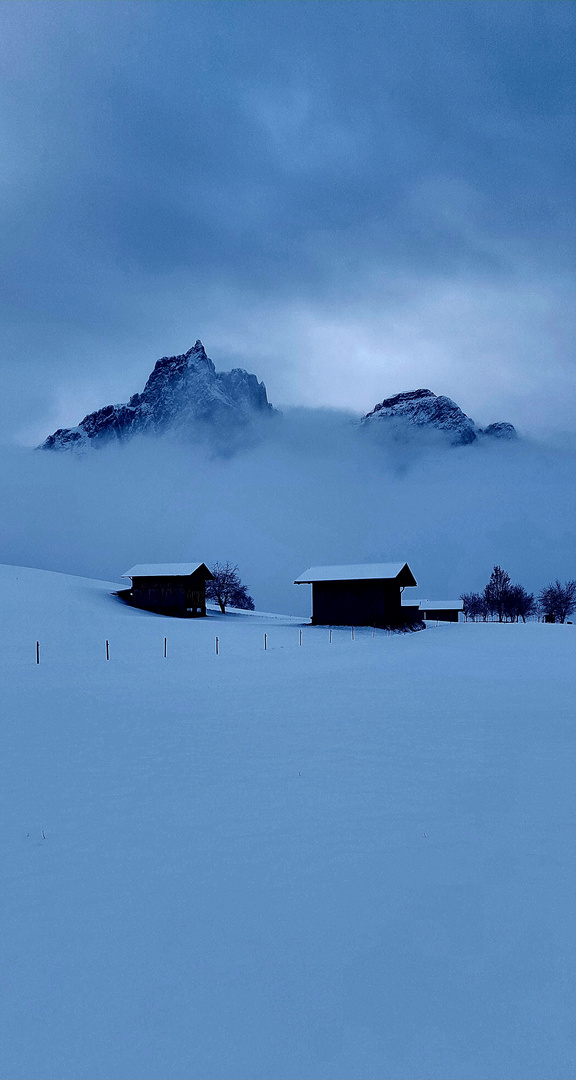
[0,0,574,441]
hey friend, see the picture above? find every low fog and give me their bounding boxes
[1,410,574,616]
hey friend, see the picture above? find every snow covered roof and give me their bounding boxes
[121,562,212,579]
[402,598,463,610]
[418,600,463,611]
[294,562,416,585]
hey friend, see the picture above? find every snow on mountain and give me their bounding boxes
[40,339,517,454]
[481,421,517,439]
[2,563,576,1079]
[41,341,275,450]
[362,388,516,445]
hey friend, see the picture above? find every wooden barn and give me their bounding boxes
[294,562,419,629]
[120,563,213,618]
[418,600,463,623]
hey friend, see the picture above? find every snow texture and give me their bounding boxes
[2,564,576,1079]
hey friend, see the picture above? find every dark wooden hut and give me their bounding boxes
[121,562,213,617]
[416,600,463,623]
[294,562,418,629]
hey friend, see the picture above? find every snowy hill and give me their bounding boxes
[41,341,274,450]
[2,565,576,1079]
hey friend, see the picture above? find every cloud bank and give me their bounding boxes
[0,1,574,442]
[1,414,574,615]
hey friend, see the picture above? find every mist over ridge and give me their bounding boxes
[1,404,573,616]
[40,338,515,453]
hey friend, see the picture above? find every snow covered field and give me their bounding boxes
[2,564,576,1080]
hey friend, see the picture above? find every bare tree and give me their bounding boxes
[503,584,536,623]
[538,580,576,624]
[206,562,255,614]
[463,569,535,623]
[461,592,488,621]
[483,566,512,622]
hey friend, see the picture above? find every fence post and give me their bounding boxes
[36,641,40,665]
[264,633,267,651]
[105,639,110,661]
[351,627,354,640]
[299,629,302,646]
[164,637,167,658]
[215,636,219,655]
[329,629,332,643]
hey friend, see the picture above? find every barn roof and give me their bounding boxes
[416,599,463,611]
[294,562,417,585]
[122,562,213,579]
[401,598,463,610]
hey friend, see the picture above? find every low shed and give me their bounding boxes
[416,600,463,623]
[294,562,418,629]
[121,562,213,617]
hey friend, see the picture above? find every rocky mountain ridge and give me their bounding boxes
[361,388,516,445]
[41,342,516,451]
[42,341,274,450]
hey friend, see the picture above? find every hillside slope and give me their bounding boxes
[1,566,576,1079]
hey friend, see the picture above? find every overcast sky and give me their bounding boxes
[1,0,574,442]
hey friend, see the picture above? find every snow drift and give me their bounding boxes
[1,565,576,1079]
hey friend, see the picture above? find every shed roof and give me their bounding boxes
[122,562,213,579]
[402,598,463,610]
[294,562,416,586]
[418,599,463,611]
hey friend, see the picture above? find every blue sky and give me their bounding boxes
[1,0,574,441]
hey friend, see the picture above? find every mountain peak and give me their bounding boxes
[41,342,274,450]
[362,388,516,446]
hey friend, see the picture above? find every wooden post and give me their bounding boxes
[373,626,375,638]
[36,641,40,665]
[351,627,354,640]
[215,636,219,655]
[164,637,167,658]
[329,628,332,643]
[264,633,267,651]
[299,629,302,646]
[105,639,110,661]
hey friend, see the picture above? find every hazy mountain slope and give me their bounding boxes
[42,341,274,450]
[362,388,516,445]
[41,339,516,453]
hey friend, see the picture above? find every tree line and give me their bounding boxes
[206,562,255,613]
[461,566,576,623]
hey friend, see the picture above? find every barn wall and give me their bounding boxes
[423,609,460,622]
[311,580,415,628]
[129,572,208,617]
